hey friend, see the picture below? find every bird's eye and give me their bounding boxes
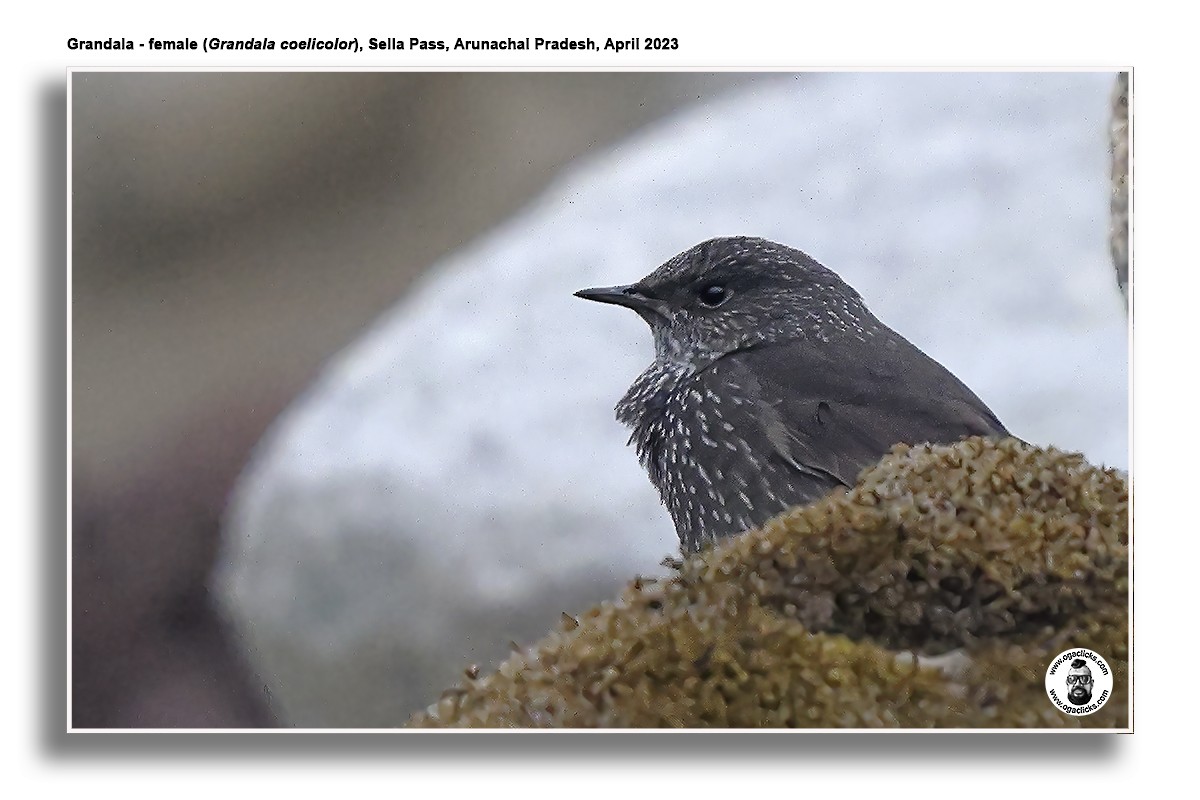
[698,284,729,307]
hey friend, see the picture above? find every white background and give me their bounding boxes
[5,0,1186,795]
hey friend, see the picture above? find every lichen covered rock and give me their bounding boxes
[1110,72,1130,302]
[409,438,1128,728]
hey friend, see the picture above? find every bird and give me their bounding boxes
[575,236,1010,554]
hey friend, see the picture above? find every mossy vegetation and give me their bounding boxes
[409,438,1128,728]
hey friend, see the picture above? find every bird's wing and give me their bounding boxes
[709,336,1009,488]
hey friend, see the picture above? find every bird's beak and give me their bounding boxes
[574,284,670,319]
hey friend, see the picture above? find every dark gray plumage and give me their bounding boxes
[576,236,1009,554]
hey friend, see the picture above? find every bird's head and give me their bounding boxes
[576,236,876,373]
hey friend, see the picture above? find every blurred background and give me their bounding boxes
[71,72,753,727]
[71,71,1127,729]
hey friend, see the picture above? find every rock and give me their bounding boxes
[1109,73,1130,303]
[410,438,1129,729]
[215,72,1128,727]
